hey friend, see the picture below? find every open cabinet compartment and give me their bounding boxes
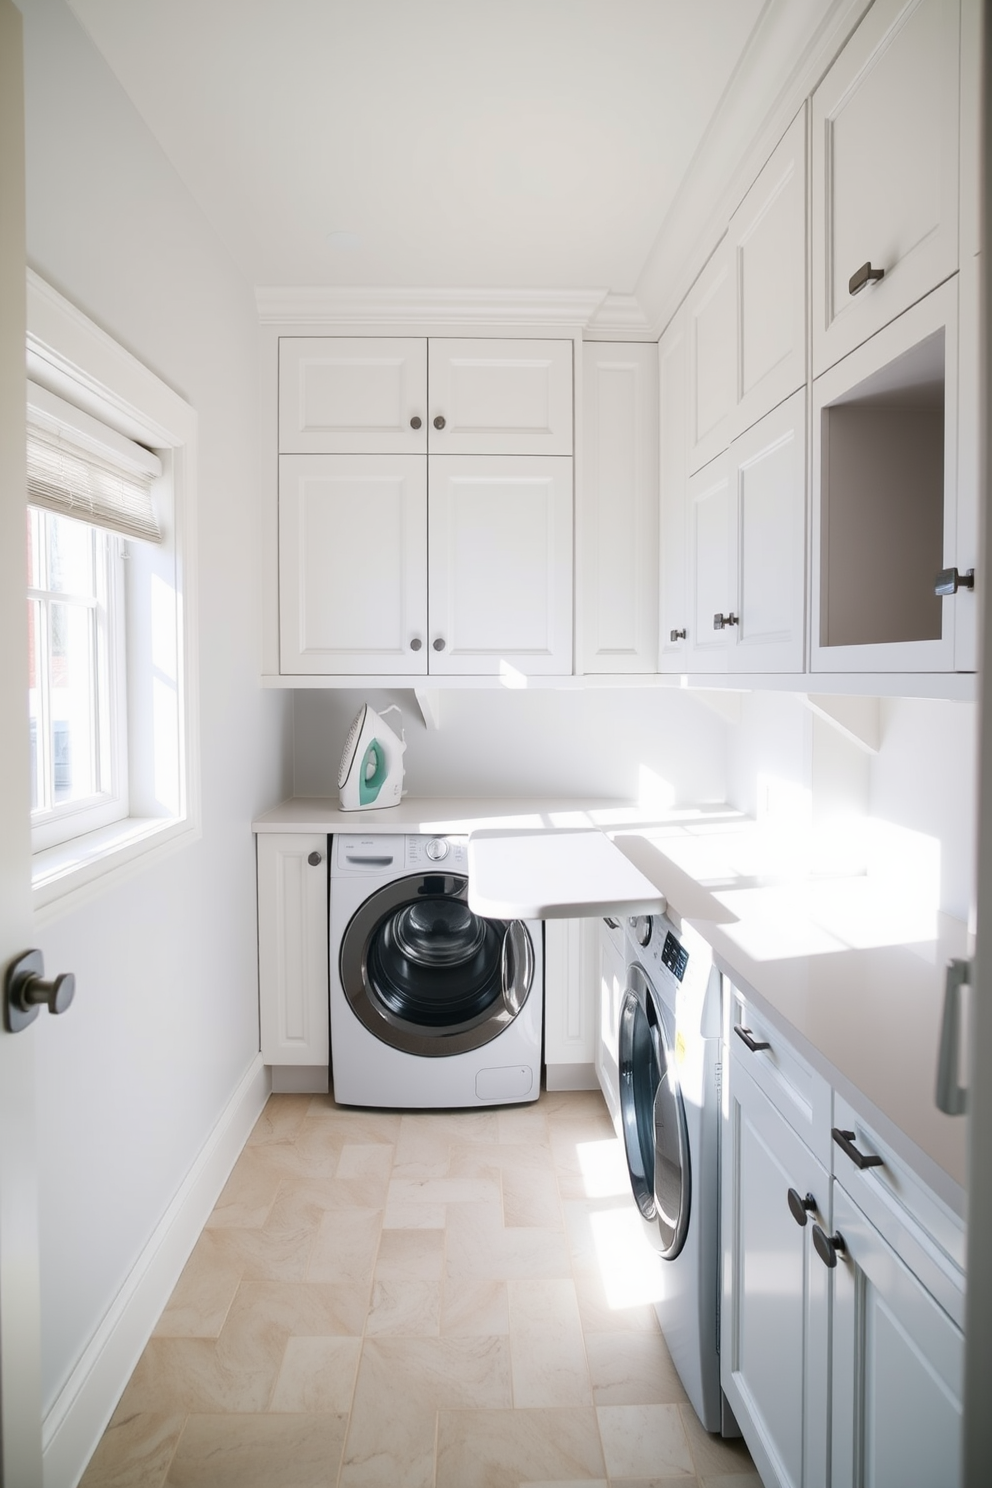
[811,278,958,673]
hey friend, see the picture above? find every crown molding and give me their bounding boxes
[584,293,654,340]
[255,284,611,328]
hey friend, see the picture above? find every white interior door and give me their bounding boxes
[427,454,573,675]
[0,4,43,1479]
[279,453,428,675]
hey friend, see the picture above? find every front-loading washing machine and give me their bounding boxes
[618,909,734,1435]
[329,833,543,1109]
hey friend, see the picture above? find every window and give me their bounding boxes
[27,270,200,914]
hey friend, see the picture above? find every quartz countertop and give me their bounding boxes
[253,794,969,1212]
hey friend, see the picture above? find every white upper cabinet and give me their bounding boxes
[580,343,659,674]
[730,107,807,438]
[686,235,734,474]
[687,389,806,675]
[427,455,573,675]
[811,0,960,378]
[427,339,573,456]
[279,337,427,454]
[658,308,689,672]
[279,453,428,674]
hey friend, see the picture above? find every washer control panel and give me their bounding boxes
[405,835,468,870]
[660,930,689,983]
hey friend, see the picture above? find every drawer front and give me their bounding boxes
[728,983,832,1167]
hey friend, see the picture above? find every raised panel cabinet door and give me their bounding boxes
[811,0,960,377]
[279,453,427,674]
[580,343,658,673]
[257,833,329,1066]
[427,454,573,675]
[428,338,573,456]
[830,1182,964,1488]
[731,105,807,438]
[722,1057,830,1488]
[545,917,598,1082]
[686,449,735,673]
[687,234,734,475]
[732,387,806,673]
[279,337,427,454]
[658,308,690,671]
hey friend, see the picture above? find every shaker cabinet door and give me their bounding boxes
[686,451,735,673]
[257,833,329,1067]
[658,308,690,672]
[279,337,427,454]
[687,235,734,475]
[279,454,428,674]
[428,339,573,456]
[427,455,573,675]
[811,0,960,376]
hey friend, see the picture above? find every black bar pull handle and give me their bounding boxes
[849,261,885,295]
[832,1127,884,1170]
[734,1024,771,1054]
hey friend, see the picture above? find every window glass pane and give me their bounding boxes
[48,512,96,597]
[49,600,97,803]
[27,597,41,813]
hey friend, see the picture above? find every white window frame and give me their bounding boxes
[27,507,128,850]
[27,270,200,918]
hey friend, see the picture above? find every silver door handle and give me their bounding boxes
[936,958,969,1115]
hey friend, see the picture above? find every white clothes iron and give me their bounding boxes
[338,704,406,811]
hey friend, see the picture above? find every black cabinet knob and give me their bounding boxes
[812,1223,845,1269]
[433,637,446,651]
[410,415,422,430]
[410,637,423,651]
[787,1188,816,1227]
[433,415,446,430]
[307,851,322,867]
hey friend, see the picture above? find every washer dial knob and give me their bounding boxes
[425,838,449,862]
[629,915,653,947]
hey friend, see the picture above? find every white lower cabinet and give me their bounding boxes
[256,833,329,1066]
[722,1043,830,1488]
[544,917,598,1090]
[723,988,967,1488]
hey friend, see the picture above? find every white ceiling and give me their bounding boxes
[66,0,769,299]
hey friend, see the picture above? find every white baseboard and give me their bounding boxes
[545,1061,599,1091]
[42,1054,271,1488]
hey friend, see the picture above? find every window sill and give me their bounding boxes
[32,813,200,921]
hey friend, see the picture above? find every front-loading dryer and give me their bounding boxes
[618,910,732,1435]
[329,833,543,1109]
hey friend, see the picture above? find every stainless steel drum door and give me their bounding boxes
[618,963,691,1258]
[338,872,535,1056]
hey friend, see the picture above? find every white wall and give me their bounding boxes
[18,0,292,1417]
[294,686,730,807]
[727,689,977,922]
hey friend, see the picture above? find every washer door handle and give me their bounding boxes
[501,921,533,1017]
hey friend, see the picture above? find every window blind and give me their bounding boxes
[27,425,162,544]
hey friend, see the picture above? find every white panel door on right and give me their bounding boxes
[686,450,735,673]
[279,453,427,674]
[733,388,806,673]
[428,455,573,675]
[428,339,573,455]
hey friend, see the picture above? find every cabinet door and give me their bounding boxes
[427,454,573,675]
[732,387,806,673]
[830,1182,963,1488]
[257,834,329,1066]
[595,917,627,1135]
[279,454,427,674]
[579,343,658,673]
[658,308,689,671]
[428,339,573,456]
[686,450,735,672]
[687,235,734,474]
[731,106,807,438]
[279,337,427,454]
[722,1056,830,1488]
[811,0,960,377]
[545,917,598,1087]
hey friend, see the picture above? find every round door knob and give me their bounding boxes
[410,415,422,430]
[787,1189,816,1227]
[433,637,446,651]
[433,415,446,430]
[410,637,423,651]
[811,1223,845,1269]
[307,851,322,867]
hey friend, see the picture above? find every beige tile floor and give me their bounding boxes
[80,1087,761,1488]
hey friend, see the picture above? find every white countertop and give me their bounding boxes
[253,794,969,1210]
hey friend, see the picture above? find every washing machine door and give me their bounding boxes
[339,872,535,1056]
[618,963,691,1258]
